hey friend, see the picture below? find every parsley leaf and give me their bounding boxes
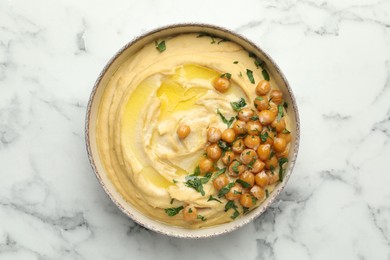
[165,206,183,216]
[277,104,284,122]
[265,189,269,198]
[185,173,212,196]
[233,61,239,64]
[259,132,269,143]
[251,115,259,121]
[221,73,232,79]
[246,69,255,84]
[232,161,241,174]
[218,140,230,151]
[278,157,288,182]
[230,98,247,111]
[236,179,251,188]
[155,40,166,53]
[282,129,291,134]
[208,195,222,203]
[212,167,226,180]
[283,101,288,109]
[262,69,270,81]
[197,214,207,221]
[217,109,235,128]
[218,182,235,198]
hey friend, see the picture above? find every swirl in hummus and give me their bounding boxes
[96,33,291,228]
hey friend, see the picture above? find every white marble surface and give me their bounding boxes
[1,0,390,259]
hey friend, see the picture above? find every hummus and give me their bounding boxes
[96,33,290,228]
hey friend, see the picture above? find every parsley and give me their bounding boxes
[172,179,178,183]
[224,200,236,211]
[270,165,275,174]
[255,96,263,101]
[208,195,222,203]
[218,140,230,151]
[230,98,247,111]
[265,189,269,198]
[277,104,284,122]
[283,101,288,109]
[262,69,270,81]
[217,109,235,128]
[233,190,242,194]
[212,168,226,180]
[231,210,240,219]
[191,166,201,176]
[239,72,243,77]
[232,161,240,174]
[155,40,166,53]
[221,73,232,79]
[218,182,235,198]
[254,59,265,69]
[233,61,239,64]
[251,196,258,205]
[278,157,288,182]
[170,198,174,204]
[243,207,249,214]
[282,129,291,134]
[259,132,269,142]
[189,208,192,213]
[251,115,259,121]
[165,206,183,216]
[246,69,255,84]
[269,151,275,160]
[236,179,250,188]
[247,159,255,169]
[197,214,207,221]
[185,173,212,196]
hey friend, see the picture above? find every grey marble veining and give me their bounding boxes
[0,0,390,259]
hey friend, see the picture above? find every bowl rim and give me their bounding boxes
[85,22,300,238]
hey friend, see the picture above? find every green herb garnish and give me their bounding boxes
[224,201,240,219]
[282,129,291,134]
[197,214,207,221]
[265,189,269,198]
[270,165,275,174]
[218,140,230,151]
[190,166,201,176]
[172,179,178,183]
[255,96,263,101]
[243,207,249,214]
[188,208,192,213]
[185,173,212,196]
[208,195,222,203]
[155,40,166,53]
[278,157,288,182]
[218,182,235,198]
[217,109,235,128]
[246,69,255,84]
[283,101,288,109]
[239,72,243,77]
[259,132,269,142]
[251,115,259,121]
[221,73,232,79]
[277,104,284,122]
[251,196,258,205]
[233,61,239,64]
[262,69,270,81]
[236,179,250,188]
[212,168,226,180]
[232,161,240,174]
[165,206,183,216]
[230,98,247,111]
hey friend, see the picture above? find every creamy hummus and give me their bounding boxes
[96,33,289,228]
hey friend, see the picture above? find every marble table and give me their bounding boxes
[1,0,389,259]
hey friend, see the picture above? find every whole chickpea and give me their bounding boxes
[257,144,271,162]
[213,174,229,191]
[246,120,262,135]
[221,150,235,165]
[250,185,265,200]
[183,205,198,222]
[239,193,254,208]
[240,149,257,165]
[213,77,230,93]
[256,80,271,95]
[244,135,260,149]
[273,137,287,153]
[239,170,255,187]
[233,120,247,135]
[207,127,222,143]
[238,108,254,122]
[277,132,291,143]
[258,110,276,126]
[228,160,246,176]
[232,139,245,153]
[255,171,269,188]
[225,183,243,201]
[254,96,269,111]
[199,158,213,173]
[177,125,191,139]
[271,118,286,133]
[265,155,278,170]
[249,159,265,174]
[206,143,222,160]
[268,171,279,184]
[221,128,236,143]
[270,90,283,104]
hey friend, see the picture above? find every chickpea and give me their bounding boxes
[268,171,280,184]
[270,90,283,104]
[244,135,260,149]
[177,124,191,139]
[250,185,265,200]
[221,150,235,165]
[255,171,269,188]
[228,160,246,176]
[213,77,230,93]
[254,96,269,111]
[240,149,257,165]
[199,158,213,173]
[232,139,245,153]
[257,144,271,161]
[258,110,276,126]
[183,205,198,222]
[277,132,291,143]
[265,155,278,170]
[271,118,286,133]
[269,103,278,116]
[246,120,262,135]
[207,127,222,143]
[261,130,275,145]
[256,80,271,96]
[213,174,229,191]
[273,137,287,153]
[206,144,222,161]
[239,170,255,187]
[238,108,254,122]
[225,183,243,201]
[250,159,265,173]
[239,193,254,208]
[233,120,247,135]
[221,128,236,143]
[276,146,290,158]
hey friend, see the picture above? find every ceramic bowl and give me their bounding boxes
[85,23,300,238]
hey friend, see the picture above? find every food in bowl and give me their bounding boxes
[95,32,292,228]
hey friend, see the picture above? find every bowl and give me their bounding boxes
[85,23,300,238]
